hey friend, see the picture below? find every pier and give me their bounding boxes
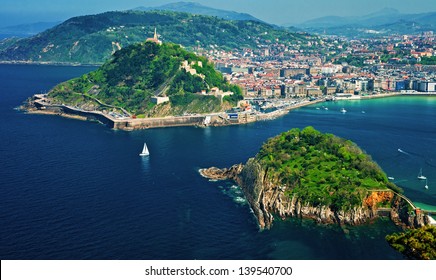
[394,192,436,226]
[371,189,436,226]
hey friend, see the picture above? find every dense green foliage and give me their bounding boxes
[420,56,436,65]
[334,55,365,67]
[0,10,310,64]
[49,42,242,115]
[386,226,436,260]
[257,127,394,211]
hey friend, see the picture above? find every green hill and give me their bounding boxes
[0,10,310,64]
[47,42,242,116]
[256,127,400,211]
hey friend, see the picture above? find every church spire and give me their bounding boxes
[146,28,162,45]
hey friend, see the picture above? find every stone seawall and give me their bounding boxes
[114,116,206,130]
[31,99,211,130]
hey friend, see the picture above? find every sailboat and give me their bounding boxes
[424,178,429,190]
[139,143,150,156]
[417,168,426,180]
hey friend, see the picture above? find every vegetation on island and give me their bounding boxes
[0,10,311,64]
[48,42,242,116]
[386,226,436,260]
[256,127,401,211]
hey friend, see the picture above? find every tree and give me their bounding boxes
[386,226,436,260]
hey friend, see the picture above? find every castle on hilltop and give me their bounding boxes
[146,28,162,45]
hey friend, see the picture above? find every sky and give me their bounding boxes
[1,0,436,27]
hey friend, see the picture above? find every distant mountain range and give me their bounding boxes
[0,21,59,39]
[0,1,262,40]
[134,1,263,22]
[0,10,308,65]
[296,8,436,37]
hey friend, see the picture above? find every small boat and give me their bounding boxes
[388,177,395,180]
[424,178,429,190]
[417,168,426,180]
[139,142,150,156]
[340,108,347,113]
[397,148,409,155]
[361,111,366,114]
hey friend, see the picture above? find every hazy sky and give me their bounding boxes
[2,0,436,27]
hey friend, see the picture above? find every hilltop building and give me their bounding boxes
[146,28,162,45]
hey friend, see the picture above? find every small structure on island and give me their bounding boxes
[209,87,233,100]
[146,28,162,45]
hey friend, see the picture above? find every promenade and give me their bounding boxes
[27,91,435,131]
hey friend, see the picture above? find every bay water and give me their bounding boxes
[1,64,435,259]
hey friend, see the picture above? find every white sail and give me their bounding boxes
[140,143,150,156]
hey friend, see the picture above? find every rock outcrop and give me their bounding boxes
[389,195,429,229]
[199,164,243,181]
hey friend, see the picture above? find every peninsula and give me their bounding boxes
[22,40,321,130]
[200,127,432,230]
[22,41,244,128]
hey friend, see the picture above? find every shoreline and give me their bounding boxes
[24,92,435,130]
[24,94,324,131]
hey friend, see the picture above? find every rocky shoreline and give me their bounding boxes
[200,159,431,230]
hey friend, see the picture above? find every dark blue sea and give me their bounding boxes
[1,64,435,260]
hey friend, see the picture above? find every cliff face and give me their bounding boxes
[200,158,429,230]
[236,158,382,229]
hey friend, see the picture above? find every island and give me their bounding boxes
[200,127,432,230]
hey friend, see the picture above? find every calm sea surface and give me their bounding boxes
[1,64,435,260]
